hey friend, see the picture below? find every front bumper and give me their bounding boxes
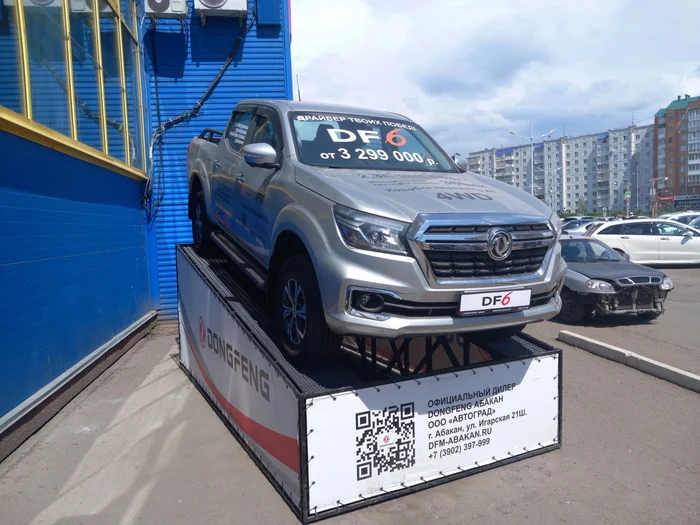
[591,287,668,315]
[315,237,567,338]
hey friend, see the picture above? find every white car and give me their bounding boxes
[658,211,700,225]
[589,219,700,264]
[566,220,604,235]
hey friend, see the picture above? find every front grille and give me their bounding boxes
[616,276,662,286]
[425,247,549,279]
[413,220,554,281]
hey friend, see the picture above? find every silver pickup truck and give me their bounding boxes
[187,100,566,364]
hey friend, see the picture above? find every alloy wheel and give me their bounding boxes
[282,278,307,345]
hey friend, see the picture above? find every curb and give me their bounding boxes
[557,330,700,394]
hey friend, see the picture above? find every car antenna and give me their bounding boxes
[296,74,302,101]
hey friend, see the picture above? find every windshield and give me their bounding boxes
[690,217,700,228]
[560,238,624,263]
[289,111,459,173]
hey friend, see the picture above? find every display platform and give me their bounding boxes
[176,245,563,523]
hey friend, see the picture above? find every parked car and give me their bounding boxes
[563,215,595,223]
[557,234,674,323]
[562,218,597,233]
[588,219,700,264]
[187,100,566,364]
[564,220,604,235]
[668,212,700,225]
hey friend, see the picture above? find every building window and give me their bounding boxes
[69,6,102,151]
[0,0,145,170]
[669,147,673,153]
[23,3,72,135]
[0,2,25,114]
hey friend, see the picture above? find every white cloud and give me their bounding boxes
[290,0,700,154]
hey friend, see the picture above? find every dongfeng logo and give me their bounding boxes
[487,228,513,261]
[199,317,207,348]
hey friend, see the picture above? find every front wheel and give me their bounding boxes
[557,288,586,324]
[274,255,341,365]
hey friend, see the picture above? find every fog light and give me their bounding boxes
[356,292,385,313]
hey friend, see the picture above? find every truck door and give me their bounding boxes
[233,106,284,264]
[211,106,256,236]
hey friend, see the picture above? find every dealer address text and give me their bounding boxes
[426,382,527,460]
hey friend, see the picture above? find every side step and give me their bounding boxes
[210,231,267,289]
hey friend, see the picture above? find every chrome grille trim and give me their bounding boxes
[407,213,555,287]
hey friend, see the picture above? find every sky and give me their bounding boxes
[289,0,700,155]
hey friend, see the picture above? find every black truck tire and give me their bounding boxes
[192,190,216,255]
[274,255,341,365]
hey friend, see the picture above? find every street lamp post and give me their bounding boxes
[507,118,555,196]
[650,176,670,218]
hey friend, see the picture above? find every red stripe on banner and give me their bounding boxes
[182,322,301,474]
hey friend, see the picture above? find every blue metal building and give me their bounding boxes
[0,0,292,448]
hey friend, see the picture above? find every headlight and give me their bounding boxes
[585,279,615,293]
[333,204,410,255]
[660,276,674,290]
[549,212,563,240]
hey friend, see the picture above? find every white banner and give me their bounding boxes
[306,355,559,514]
[177,249,301,506]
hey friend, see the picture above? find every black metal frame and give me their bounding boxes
[176,245,564,524]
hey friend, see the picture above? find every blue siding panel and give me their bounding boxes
[145,0,292,319]
[0,130,151,419]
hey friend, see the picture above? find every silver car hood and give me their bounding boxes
[294,165,552,223]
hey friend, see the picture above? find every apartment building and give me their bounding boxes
[469,124,654,214]
[654,94,700,205]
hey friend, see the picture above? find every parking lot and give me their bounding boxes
[527,267,700,375]
[2,281,699,525]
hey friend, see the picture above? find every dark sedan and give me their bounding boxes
[557,234,674,324]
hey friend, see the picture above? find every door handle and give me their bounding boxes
[660,237,671,241]
[620,236,630,239]
[212,158,220,169]
[235,173,245,183]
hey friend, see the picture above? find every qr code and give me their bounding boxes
[355,403,416,480]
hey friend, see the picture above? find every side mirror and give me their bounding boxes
[685,230,694,238]
[242,143,280,169]
[451,154,468,172]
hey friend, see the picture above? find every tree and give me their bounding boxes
[576,198,588,215]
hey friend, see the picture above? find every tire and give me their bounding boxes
[468,324,526,344]
[638,311,661,320]
[192,190,216,255]
[274,254,341,365]
[557,288,586,324]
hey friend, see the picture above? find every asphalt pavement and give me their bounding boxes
[1,325,699,525]
[527,267,700,376]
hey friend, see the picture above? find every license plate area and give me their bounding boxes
[459,289,532,316]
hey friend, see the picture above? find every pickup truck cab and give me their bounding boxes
[187,100,566,364]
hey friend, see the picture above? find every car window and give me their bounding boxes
[560,239,623,262]
[620,222,654,235]
[598,224,621,235]
[250,113,281,151]
[289,111,458,173]
[225,110,255,153]
[676,214,700,224]
[655,222,687,236]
